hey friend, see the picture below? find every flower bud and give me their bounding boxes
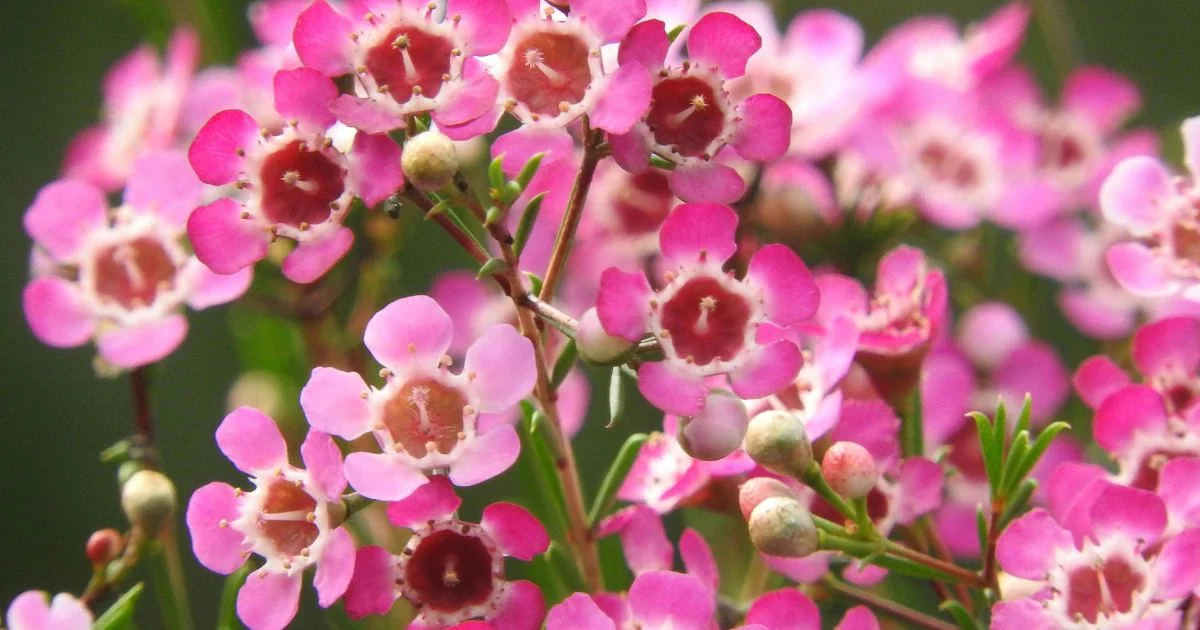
[748,497,818,557]
[821,441,878,500]
[678,391,749,461]
[738,477,797,520]
[86,528,124,567]
[402,130,459,191]
[744,410,812,478]
[576,308,635,363]
[121,470,177,537]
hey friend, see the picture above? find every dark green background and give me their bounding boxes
[3,1,1200,627]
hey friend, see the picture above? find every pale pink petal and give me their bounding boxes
[843,564,887,587]
[687,12,761,79]
[490,580,544,630]
[996,508,1073,579]
[659,202,738,266]
[1099,156,1175,233]
[463,324,536,412]
[23,277,93,348]
[628,571,714,628]
[732,94,792,162]
[482,502,549,560]
[344,452,428,501]
[364,295,454,368]
[609,130,650,173]
[669,162,745,204]
[1089,483,1166,546]
[7,592,91,630]
[330,96,406,133]
[125,150,202,228]
[237,570,302,630]
[679,529,718,594]
[745,588,819,630]
[344,546,398,619]
[966,2,1030,76]
[300,430,347,500]
[314,527,356,606]
[216,407,288,473]
[991,180,1062,230]
[573,0,647,43]
[187,197,269,275]
[349,132,404,206]
[448,424,521,486]
[1058,290,1137,340]
[301,367,372,439]
[956,302,1027,370]
[452,0,512,55]
[435,72,501,127]
[895,457,944,524]
[1094,385,1167,453]
[558,369,591,438]
[97,315,188,369]
[1183,116,1200,180]
[598,506,672,574]
[250,0,306,45]
[763,553,831,584]
[1153,528,1200,599]
[1158,457,1200,525]
[619,19,669,70]
[188,109,258,185]
[186,482,247,574]
[282,227,355,284]
[596,267,653,341]
[184,259,253,310]
[637,361,708,416]
[492,127,575,177]
[274,68,337,131]
[814,274,868,325]
[835,606,880,630]
[1132,316,1200,379]
[830,399,900,467]
[293,0,354,76]
[784,9,862,67]
[805,390,844,441]
[1063,66,1141,132]
[1106,242,1180,298]
[546,593,616,630]
[24,180,108,259]
[992,342,1069,422]
[990,599,1057,630]
[816,317,859,389]
[745,244,819,326]
[729,340,803,399]
[591,64,652,135]
[437,104,501,140]
[386,475,460,527]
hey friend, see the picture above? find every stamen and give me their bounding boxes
[522,48,564,84]
[112,244,147,292]
[696,295,717,332]
[409,386,433,431]
[259,510,311,522]
[282,170,318,194]
[669,95,708,127]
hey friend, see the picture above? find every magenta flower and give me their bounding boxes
[186,408,356,630]
[740,589,879,630]
[596,202,818,415]
[546,571,715,630]
[1100,117,1200,300]
[343,477,547,629]
[186,68,403,284]
[300,295,535,501]
[5,591,91,630]
[23,151,251,369]
[597,505,719,592]
[612,12,792,203]
[1075,315,1200,415]
[994,482,1200,629]
[293,0,507,135]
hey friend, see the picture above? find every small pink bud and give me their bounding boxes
[576,307,635,363]
[677,390,749,461]
[738,477,797,520]
[744,410,813,478]
[86,528,124,567]
[402,130,459,191]
[821,441,878,499]
[748,497,818,558]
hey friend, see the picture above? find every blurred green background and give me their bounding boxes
[3,1,1200,627]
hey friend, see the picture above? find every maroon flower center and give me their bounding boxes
[259,140,346,228]
[1065,557,1145,623]
[916,140,981,191]
[1128,447,1195,491]
[404,529,495,613]
[945,426,987,481]
[659,276,752,366]
[1171,220,1200,265]
[645,76,726,158]
[506,31,593,117]
[612,170,673,234]
[91,236,178,310]
[381,378,467,458]
[1039,127,1090,176]
[258,479,320,558]
[1163,381,1198,415]
[365,25,455,104]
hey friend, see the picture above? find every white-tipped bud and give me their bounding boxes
[821,441,878,500]
[121,470,177,537]
[744,409,812,478]
[748,497,818,557]
[738,477,797,520]
[402,130,459,191]
[678,390,749,461]
[576,308,635,363]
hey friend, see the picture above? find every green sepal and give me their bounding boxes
[998,478,1039,530]
[649,155,676,170]
[477,257,510,279]
[513,193,546,258]
[514,152,545,193]
[488,154,506,191]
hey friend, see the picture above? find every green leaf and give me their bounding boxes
[424,199,451,218]
[484,205,505,227]
[1015,394,1033,437]
[998,431,1030,497]
[488,154,506,191]
[902,387,924,457]
[587,433,648,527]
[969,411,1001,499]
[93,583,145,630]
[607,367,625,429]
[513,193,545,258]
[998,478,1038,530]
[546,541,587,594]
[525,271,545,297]
[528,554,568,604]
[218,562,253,630]
[976,505,989,563]
[666,23,687,43]
[991,402,1008,464]
[550,340,578,390]
[514,152,545,193]
[477,257,510,279]
[939,600,982,630]
[1009,421,1071,493]
[818,533,963,583]
[518,411,569,542]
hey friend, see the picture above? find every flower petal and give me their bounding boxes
[637,361,708,416]
[591,63,652,135]
[679,529,718,594]
[187,197,269,275]
[349,133,404,207]
[282,227,355,284]
[184,259,254,310]
[1132,316,1200,380]
[628,571,714,628]
[463,324,536,412]
[745,244,819,326]
[23,277,93,348]
[300,430,346,500]
[452,0,512,56]
[996,508,1073,579]
[1063,66,1141,132]
[1106,242,1180,298]
[185,482,247,575]
[301,367,373,439]
[687,12,761,79]
[619,19,669,70]
[490,580,545,630]
[125,150,202,228]
[597,506,672,574]
[330,96,405,133]
[732,94,792,162]
[659,202,738,267]
[448,424,521,486]
[1099,156,1175,234]
[669,162,745,204]
[343,546,399,619]
[1088,483,1166,546]
[834,606,880,630]
[237,570,302,630]
[364,295,454,369]
[1094,385,1167,453]
[313,527,356,607]
[482,502,549,560]
[492,127,575,177]
[216,407,288,473]
[729,340,803,400]
[24,180,108,259]
[273,68,337,131]
[990,599,1057,630]
[744,588,819,630]
[293,0,354,76]
[386,475,461,527]
[188,109,258,185]
[344,452,428,501]
[572,0,646,43]
[596,268,652,341]
[97,315,188,369]
[546,593,616,630]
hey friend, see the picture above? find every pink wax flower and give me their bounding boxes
[1100,116,1200,301]
[611,12,793,203]
[186,408,356,630]
[596,506,720,605]
[63,29,198,191]
[343,477,546,629]
[739,589,879,630]
[187,68,403,284]
[581,161,679,262]
[23,151,252,369]
[596,202,818,415]
[994,482,1200,629]
[5,591,91,630]
[546,571,715,630]
[300,295,535,501]
[1075,316,1200,416]
[293,0,506,135]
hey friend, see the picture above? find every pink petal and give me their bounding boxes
[992,342,1069,422]
[591,63,652,135]
[1058,290,1137,340]
[895,457,944,524]
[1106,242,1180,298]
[1046,462,1108,529]
[596,268,652,341]
[313,527,356,607]
[300,367,372,439]
[990,599,1057,630]
[830,399,900,466]
[1154,528,1200,599]
[843,563,887,587]
[185,482,247,574]
[188,109,258,185]
[669,162,745,204]
[481,502,549,560]
[745,588,819,630]
[679,529,718,594]
[1089,483,1166,546]
[835,606,880,630]
[187,197,269,275]
[814,274,868,325]
[184,259,253,309]
[330,96,405,133]
[784,9,863,68]
[96,315,188,369]
[364,295,454,369]
[637,361,708,416]
[1099,156,1175,233]
[1183,116,1200,180]
[628,571,714,628]
[815,317,859,389]
[546,593,616,630]
[745,244,819,326]
[1158,457,1200,525]
[996,508,1073,579]
[448,424,521,486]
[386,475,461,528]
[344,546,398,619]
[344,452,429,501]
[598,506,672,574]
[436,104,501,141]
[619,19,669,70]
[1063,66,1141,132]
[6,592,84,630]
[659,202,738,267]
[572,0,647,43]
[216,407,288,474]
[23,277,93,348]
[729,340,803,399]
[489,580,545,630]
[434,72,500,127]
[732,94,792,162]
[493,127,575,177]
[349,132,404,207]
[125,150,202,228]
[609,130,650,173]
[300,430,347,500]
[24,179,108,259]
[282,227,355,284]
[293,0,354,76]
[1094,385,1167,453]
[1132,316,1200,379]
[956,302,1027,370]
[763,553,831,584]
[687,12,761,79]
[452,0,512,56]
[678,392,749,461]
[463,324,536,412]
[274,68,337,131]
[237,570,302,630]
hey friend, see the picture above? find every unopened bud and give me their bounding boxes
[86,529,124,567]
[678,391,749,461]
[402,130,459,191]
[744,410,812,478]
[821,441,878,500]
[576,308,635,363]
[121,470,177,537]
[738,477,797,520]
[748,497,818,557]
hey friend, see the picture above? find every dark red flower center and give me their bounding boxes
[381,378,467,458]
[404,529,495,613]
[612,170,674,234]
[1128,447,1195,491]
[945,426,987,481]
[1065,556,1145,623]
[1039,127,1090,176]
[258,479,320,558]
[645,75,726,158]
[365,25,455,104]
[1171,220,1200,265]
[659,275,752,366]
[91,236,178,310]
[916,140,981,191]
[506,30,593,118]
[259,140,346,229]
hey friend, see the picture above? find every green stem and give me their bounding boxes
[150,530,194,630]
[822,578,958,630]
